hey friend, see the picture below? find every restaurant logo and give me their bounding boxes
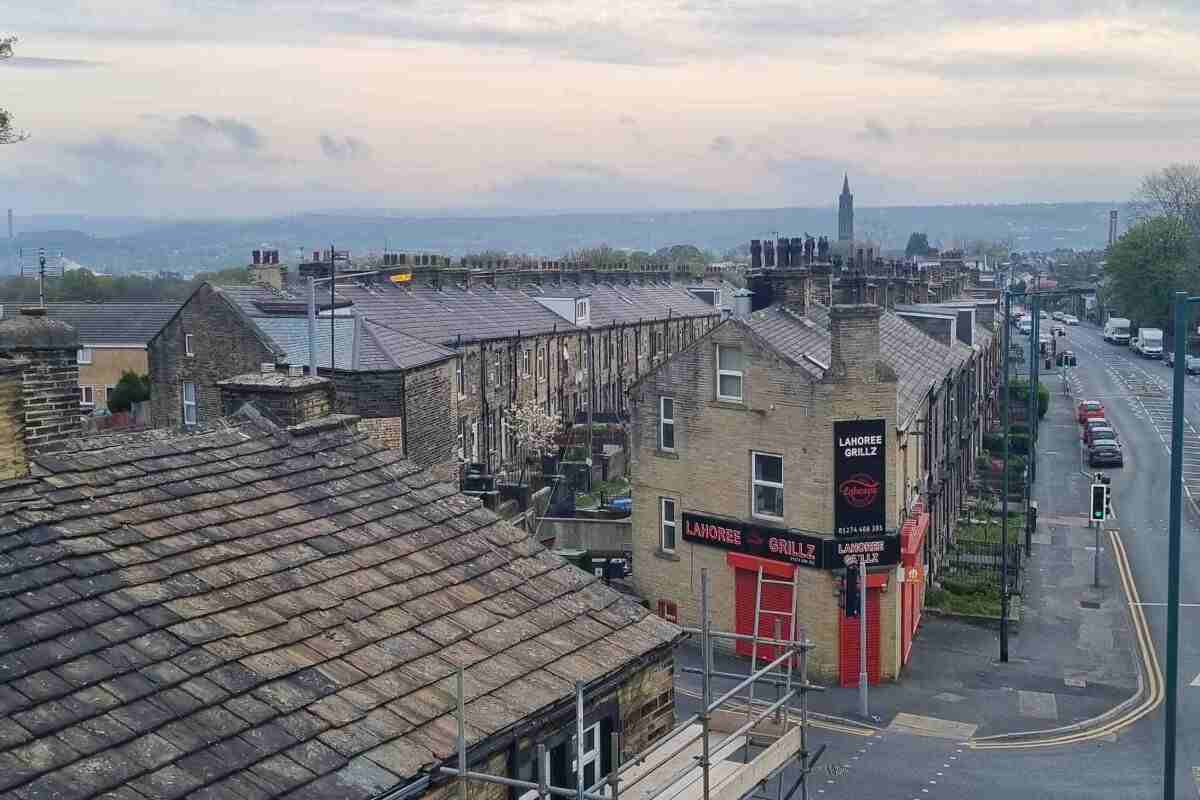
[839,474,880,508]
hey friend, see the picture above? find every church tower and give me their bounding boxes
[838,174,854,242]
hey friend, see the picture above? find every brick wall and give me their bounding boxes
[149,285,277,428]
[404,360,456,467]
[0,360,26,479]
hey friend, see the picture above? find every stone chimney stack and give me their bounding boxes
[829,304,891,385]
[218,368,336,428]
[0,309,81,463]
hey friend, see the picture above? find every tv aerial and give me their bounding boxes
[19,247,65,307]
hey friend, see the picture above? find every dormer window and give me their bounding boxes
[575,298,590,326]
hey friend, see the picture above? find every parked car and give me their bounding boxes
[1064,315,1080,325]
[1089,434,1124,467]
[1082,418,1110,443]
[1078,400,1105,423]
[1052,312,1065,321]
[1164,350,1200,374]
[1085,425,1118,448]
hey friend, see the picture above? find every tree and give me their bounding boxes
[1134,163,1200,237]
[107,371,150,413]
[905,232,932,257]
[1,36,28,144]
[1103,215,1195,325]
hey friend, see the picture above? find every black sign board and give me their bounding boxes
[682,513,824,568]
[823,534,900,570]
[833,418,887,537]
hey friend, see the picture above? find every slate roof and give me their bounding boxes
[744,307,829,380]
[0,413,679,800]
[806,304,971,424]
[336,283,579,345]
[0,303,182,347]
[575,283,719,328]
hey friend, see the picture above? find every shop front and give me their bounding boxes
[681,511,901,684]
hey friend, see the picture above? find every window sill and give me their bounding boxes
[655,549,680,562]
[654,450,679,460]
[710,400,747,411]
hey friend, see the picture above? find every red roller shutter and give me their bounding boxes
[730,555,795,662]
[839,588,882,687]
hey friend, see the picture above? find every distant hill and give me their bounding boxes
[4,202,1122,275]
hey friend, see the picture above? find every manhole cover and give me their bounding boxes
[1079,600,1101,609]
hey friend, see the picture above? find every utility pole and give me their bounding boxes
[1000,288,1011,662]
[858,557,868,717]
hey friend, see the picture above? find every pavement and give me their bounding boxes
[666,320,1179,798]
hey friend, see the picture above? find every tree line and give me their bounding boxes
[1103,163,1200,329]
[0,266,250,304]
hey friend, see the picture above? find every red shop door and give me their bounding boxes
[839,588,882,687]
[732,561,795,662]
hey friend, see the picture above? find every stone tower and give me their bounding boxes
[838,174,854,242]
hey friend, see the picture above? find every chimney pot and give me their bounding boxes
[252,250,262,265]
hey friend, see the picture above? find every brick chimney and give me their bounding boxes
[0,308,81,461]
[218,368,335,428]
[829,304,894,385]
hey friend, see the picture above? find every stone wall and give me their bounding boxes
[618,657,675,760]
[149,285,277,427]
[0,360,27,479]
[19,348,82,450]
[218,373,334,427]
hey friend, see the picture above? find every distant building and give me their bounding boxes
[0,301,178,412]
[838,174,854,242]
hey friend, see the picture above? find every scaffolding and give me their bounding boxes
[437,569,826,800]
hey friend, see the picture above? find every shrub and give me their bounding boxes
[1038,384,1050,418]
[107,371,150,413]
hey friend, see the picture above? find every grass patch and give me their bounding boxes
[926,581,1002,617]
[955,512,1026,543]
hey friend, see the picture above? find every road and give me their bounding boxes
[665,320,1200,798]
[1059,321,1200,793]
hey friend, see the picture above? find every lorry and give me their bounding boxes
[1131,326,1164,358]
[1104,317,1132,345]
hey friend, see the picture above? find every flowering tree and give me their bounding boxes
[508,400,561,458]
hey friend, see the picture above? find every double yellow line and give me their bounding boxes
[969,530,1163,750]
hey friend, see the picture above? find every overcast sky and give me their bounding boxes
[3,1,1198,217]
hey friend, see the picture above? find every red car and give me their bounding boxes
[1077,400,1105,424]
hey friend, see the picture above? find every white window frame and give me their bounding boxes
[660,497,677,553]
[522,350,531,377]
[576,298,589,325]
[182,382,197,425]
[573,721,601,791]
[456,357,465,397]
[77,348,93,365]
[79,385,95,407]
[716,345,744,402]
[184,334,194,357]
[537,349,545,382]
[751,451,784,520]
[659,396,675,452]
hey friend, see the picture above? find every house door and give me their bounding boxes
[730,554,795,662]
[839,587,881,687]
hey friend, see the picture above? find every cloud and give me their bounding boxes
[482,162,710,211]
[70,135,162,169]
[874,51,1169,81]
[709,135,735,156]
[319,134,371,161]
[857,119,892,143]
[178,114,263,150]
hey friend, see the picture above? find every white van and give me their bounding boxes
[1104,317,1131,345]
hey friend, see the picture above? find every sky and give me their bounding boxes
[2,0,1199,217]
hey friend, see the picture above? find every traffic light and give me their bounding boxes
[1091,483,1110,522]
[844,567,860,618]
